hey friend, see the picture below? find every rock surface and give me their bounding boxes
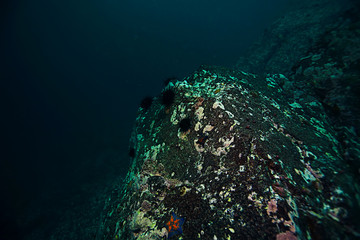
[97,66,359,239]
[236,0,354,75]
[96,1,360,239]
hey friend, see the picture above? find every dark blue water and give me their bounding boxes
[1,0,294,239]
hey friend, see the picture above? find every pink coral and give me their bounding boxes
[266,199,278,215]
[276,231,297,240]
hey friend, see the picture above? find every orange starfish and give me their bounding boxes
[166,212,184,238]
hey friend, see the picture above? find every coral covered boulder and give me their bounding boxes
[97,66,359,240]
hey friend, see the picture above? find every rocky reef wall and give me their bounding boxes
[97,66,359,239]
[96,1,360,239]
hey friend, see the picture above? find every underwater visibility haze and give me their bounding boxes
[1,0,359,239]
